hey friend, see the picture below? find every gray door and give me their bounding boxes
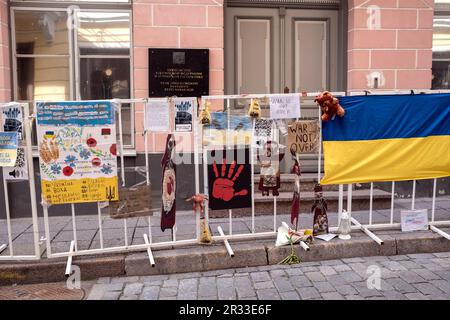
[225,6,338,95]
[225,6,339,172]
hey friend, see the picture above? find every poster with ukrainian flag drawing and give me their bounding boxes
[321,93,450,185]
[36,101,118,205]
[0,132,18,167]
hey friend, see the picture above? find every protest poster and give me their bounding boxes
[1,104,23,140]
[144,101,170,132]
[36,101,118,205]
[174,99,194,132]
[0,132,18,167]
[401,209,428,232]
[269,94,301,120]
[3,147,28,181]
[288,120,320,155]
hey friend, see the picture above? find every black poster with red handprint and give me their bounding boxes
[207,148,252,210]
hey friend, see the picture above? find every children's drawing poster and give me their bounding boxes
[1,104,23,140]
[174,99,194,132]
[0,132,18,167]
[36,101,118,205]
[3,147,28,181]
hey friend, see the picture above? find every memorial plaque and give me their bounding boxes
[149,48,209,97]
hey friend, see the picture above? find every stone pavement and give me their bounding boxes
[87,252,450,300]
[1,196,450,257]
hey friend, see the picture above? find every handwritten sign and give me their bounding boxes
[145,101,170,132]
[401,209,428,232]
[269,94,301,120]
[0,132,18,167]
[288,120,320,155]
[36,101,118,205]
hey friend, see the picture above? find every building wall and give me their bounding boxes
[132,0,224,153]
[347,0,435,91]
[0,0,10,102]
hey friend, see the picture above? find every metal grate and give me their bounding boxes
[0,283,85,300]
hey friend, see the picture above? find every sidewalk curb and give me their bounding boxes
[1,230,450,285]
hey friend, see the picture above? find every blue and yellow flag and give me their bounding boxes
[0,132,18,167]
[320,93,450,185]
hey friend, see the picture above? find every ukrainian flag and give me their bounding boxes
[320,93,450,185]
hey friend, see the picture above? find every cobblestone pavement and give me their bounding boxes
[87,252,450,300]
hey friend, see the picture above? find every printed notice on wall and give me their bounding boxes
[401,209,428,232]
[174,99,194,132]
[36,101,118,205]
[0,132,18,167]
[288,120,320,155]
[144,101,170,132]
[269,94,301,120]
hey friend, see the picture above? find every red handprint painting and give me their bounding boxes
[207,148,252,210]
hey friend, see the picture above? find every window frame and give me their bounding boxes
[10,5,135,150]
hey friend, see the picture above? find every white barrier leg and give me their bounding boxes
[281,222,310,251]
[65,240,75,277]
[0,244,6,254]
[351,217,384,245]
[217,226,234,257]
[430,226,450,241]
[143,233,156,267]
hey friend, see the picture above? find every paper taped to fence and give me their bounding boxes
[0,132,18,167]
[321,93,450,185]
[36,101,118,205]
[3,147,28,181]
[1,104,23,140]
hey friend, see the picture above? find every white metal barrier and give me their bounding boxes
[1,90,449,272]
[0,102,41,261]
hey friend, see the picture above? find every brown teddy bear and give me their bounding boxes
[314,91,345,122]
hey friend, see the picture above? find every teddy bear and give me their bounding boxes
[314,91,345,122]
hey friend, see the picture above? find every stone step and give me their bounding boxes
[208,189,392,218]
[253,173,353,192]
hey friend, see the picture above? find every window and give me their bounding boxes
[11,6,134,148]
[432,1,450,89]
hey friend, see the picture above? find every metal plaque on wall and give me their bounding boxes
[148,48,209,97]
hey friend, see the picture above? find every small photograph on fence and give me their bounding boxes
[401,209,429,232]
[0,132,18,167]
[3,147,28,181]
[207,147,252,210]
[36,101,118,205]
[145,100,170,132]
[174,99,194,132]
[269,94,301,120]
[1,104,23,140]
[203,112,252,146]
[288,120,320,155]
[109,184,153,219]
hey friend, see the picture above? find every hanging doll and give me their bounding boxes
[312,184,329,236]
[257,140,285,196]
[186,194,212,244]
[161,134,176,232]
[291,158,301,229]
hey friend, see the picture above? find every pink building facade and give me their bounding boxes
[0,0,442,155]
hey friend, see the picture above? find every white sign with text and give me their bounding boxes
[145,101,170,132]
[401,209,428,232]
[269,94,301,120]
